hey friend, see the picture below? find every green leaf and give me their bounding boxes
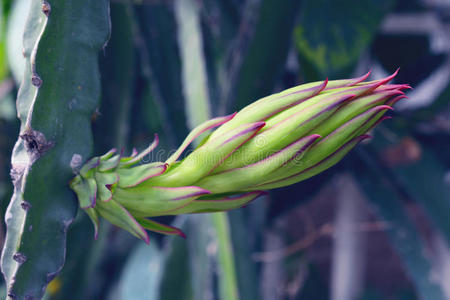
[117,242,163,300]
[353,148,446,299]
[174,0,211,131]
[95,3,136,152]
[370,129,450,243]
[294,0,394,80]
[227,0,302,111]
[228,207,264,300]
[5,0,27,84]
[134,4,189,145]
[0,2,7,81]
[157,216,215,300]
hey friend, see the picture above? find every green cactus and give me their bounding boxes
[1,1,110,299]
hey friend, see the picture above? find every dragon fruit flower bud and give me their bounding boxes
[70,70,408,242]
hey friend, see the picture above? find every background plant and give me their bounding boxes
[0,0,449,299]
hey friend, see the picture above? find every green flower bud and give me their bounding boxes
[70,70,409,242]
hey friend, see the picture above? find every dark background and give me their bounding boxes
[1,0,450,299]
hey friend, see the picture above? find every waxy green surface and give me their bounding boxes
[1,1,110,298]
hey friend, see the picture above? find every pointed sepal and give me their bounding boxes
[95,199,150,244]
[120,134,159,167]
[148,122,265,187]
[252,135,371,190]
[166,113,237,165]
[85,207,100,240]
[136,218,186,238]
[210,80,327,139]
[70,176,97,209]
[198,134,320,193]
[94,172,119,202]
[114,186,211,217]
[168,191,266,214]
[117,163,167,188]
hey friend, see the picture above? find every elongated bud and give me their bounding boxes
[114,186,210,217]
[70,70,408,242]
[213,93,354,172]
[197,134,321,193]
[210,80,327,139]
[145,122,265,187]
[252,135,372,190]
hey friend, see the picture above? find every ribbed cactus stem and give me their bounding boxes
[1,1,110,299]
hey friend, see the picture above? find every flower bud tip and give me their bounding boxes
[351,70,372,85]
[387,95,408,106]
[373,68,399,89]
[378,104,394,111]
[259,190,269,197]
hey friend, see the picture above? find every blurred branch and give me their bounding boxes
[379,11,450,111]
[432,235,450,298]
[354,146,448,299]
[220,0,302,112]
[331,175,367,300]
[129,6,177,148]
[218,0,261,115]
[252,221,389,262]
[253,221,388,263]
[381,13,450,51]
[260,229,285,300]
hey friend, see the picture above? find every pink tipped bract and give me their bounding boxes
[70,71,408,242]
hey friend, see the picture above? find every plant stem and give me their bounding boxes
[212,212,240,300]
[174,0,240,298]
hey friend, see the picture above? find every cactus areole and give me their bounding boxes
[70,71,409,243]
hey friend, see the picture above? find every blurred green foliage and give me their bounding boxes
[295,0,394,80]
[1,0,449,299]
